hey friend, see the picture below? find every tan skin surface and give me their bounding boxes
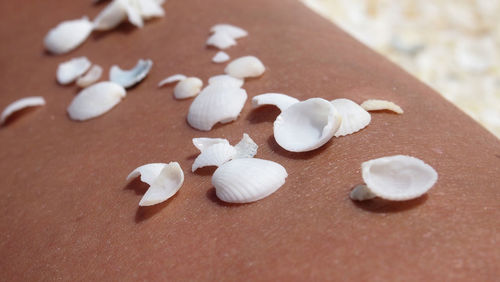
[0,0,499,281]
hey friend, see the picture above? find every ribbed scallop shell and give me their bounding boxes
[212,158,287,203]
[330,98,371,137]
[187,84,247,131]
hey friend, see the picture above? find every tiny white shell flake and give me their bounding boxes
[212,51,230,63]
[361,99,404,114]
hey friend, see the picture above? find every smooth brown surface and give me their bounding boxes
[0,0,499,281]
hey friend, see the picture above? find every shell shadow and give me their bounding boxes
[206,188,244,207]
[193,166,217,176]
[246,106,280,124]
[1,107,41,128]
[353,193,428,213]
[267,135,332,160]
[91,23,136,40]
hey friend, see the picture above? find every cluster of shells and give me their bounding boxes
[1,0,438,207]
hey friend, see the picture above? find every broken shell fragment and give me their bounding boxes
[192,133,258,172]
[212,158,287,204]
[67,81,126,121]
[330,98,371,137]
[93,0,137,30]
[187,84,247,131]
[360,99,404,114]
[274,98,341,152]
[173,77,203,99]
[44,17,93,55]
[127,162,184,206]
[212,51,230,63]
[208,75,244,88]
[110,59,152,88]
[1,97,46,125]
[192,142,237,172]
[76,65,103,88]
[158,74,187,87]
[225,56,265,78]
[210,24,248,39]
[252,93,299,112]
[56,57,92,85]
[351,155,438,201]
[192,137,230,151]
[136,0,165,19]
[206,32,237,49]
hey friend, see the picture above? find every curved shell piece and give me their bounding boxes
[158,74,187,87]
[274,98,341,152]
[93,0,128,31]
[56,57,92,85]
[110,59,152,88]
[252,93,299,112]
[225,56,265,78]
[212,158,287,203]
[208,75,244,88]
[360,155,438,201]
[76,65,103,88]
[212,51,230,63]
[187,84,248,131]
[360,99,404,114]
[174,77,203,99]
[206,32,237,49]
[127,162,184,206]
[192,143,237,172]
[331,98,371,137]
[210,24,248,39]
[192,137,230,151]
[67,81,126,121]
[1,97,46,125]
[44,17,93,55]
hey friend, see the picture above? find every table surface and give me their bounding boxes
[0,0,499,280]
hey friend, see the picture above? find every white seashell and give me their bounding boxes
[93,0,128,31]
[212,158,287,203]
[56,57,92,85]
[224,56,265,79]
[136,0,165,19]
[360,99,404,114]
[233,133,258,159]
[212,51,230,63]
[208,74,244,88]
[206,32,237,50]
[330,98,371,137]
[192,137,230,151]
[67,81,126,121]
[273,98,341,152]
[187,84,247,131]
[252,93,299,112]
[122,0,144,28]
[192,143,237,172]
[173,77,203,99]
[191,133,258,172]
[127,162,184,206]
[76,65,103,88]
[351,155,438,201]
[158,74,187,87]
[210,24,248,39]
[1,97,46,125]
[44,17,93,55]
[109,59,152,88]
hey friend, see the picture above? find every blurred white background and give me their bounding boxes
[301,0,500,138]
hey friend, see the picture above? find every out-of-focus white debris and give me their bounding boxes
[212,51,230,63]
[301,0,500,138]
